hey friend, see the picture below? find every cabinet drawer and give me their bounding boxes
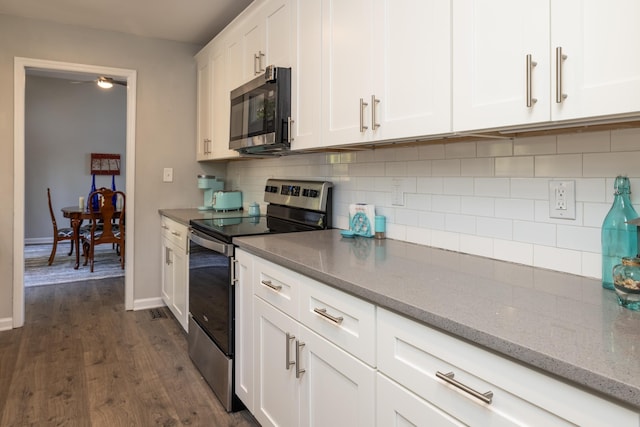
[377,308,638,427]
[253,257,302,319]
[161,217,188,250]
[299,278,376,367]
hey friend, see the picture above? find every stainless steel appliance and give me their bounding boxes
[229,65,292,155]
[187,179,333,412]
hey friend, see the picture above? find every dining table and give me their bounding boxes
[61,206,121,269]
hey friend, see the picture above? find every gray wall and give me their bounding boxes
[25,75,126,241]
[0,13,226,321]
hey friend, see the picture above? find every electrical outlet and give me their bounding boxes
[163,167,173,183]
[549,180,576,219]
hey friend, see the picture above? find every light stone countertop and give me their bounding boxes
[234,228,640,410]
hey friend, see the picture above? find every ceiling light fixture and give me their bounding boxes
[97,77,114,89]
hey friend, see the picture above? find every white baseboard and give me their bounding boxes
[133,297,165,311]
[0,317,14,331]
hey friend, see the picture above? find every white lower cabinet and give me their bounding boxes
[254,297,375,427]
[160,216,189,331]
[234,249,254,411]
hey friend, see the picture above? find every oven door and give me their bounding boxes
[188,228,234,356]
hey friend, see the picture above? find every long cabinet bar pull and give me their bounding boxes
[254,53,259,75]
[371,94,380,130]
[231,259,239,285]
[260,280,282,292]
[525,54,538,107]
[287,117,294,143]
[313,307,344,325]
[359,98,368,132]
[295,340,306,378]
[436,371,493,404]
[555,46,568,103]
[258,51,265,73]
[285,332,295,370]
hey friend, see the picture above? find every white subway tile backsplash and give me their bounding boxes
[476,217,513,240]
[445,141,476,159]
[461,158,494,176]
[445,214,476,234]
[557,131,610,154]
[432,159,461,176]
[461,196,495,217]
[476,139,513,158]
[533,245,582,276]
[513,135,557,155]
[583,151,640,178]
[443,177,474,195]
[495,156,534,177]
[557,224,600,253]
[495,198,535,220]
[513,220,556,246]
[226,127,640,282]
[535,154,582,177]
[432,194,461,213]
[474,178,510,197]
[510,178,549,200]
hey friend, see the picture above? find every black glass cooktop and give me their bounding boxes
[190,216,272,243]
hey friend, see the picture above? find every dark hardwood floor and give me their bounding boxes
[0,277,259,426]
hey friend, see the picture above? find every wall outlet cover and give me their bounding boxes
[549,180,576,219]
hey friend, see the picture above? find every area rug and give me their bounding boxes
[24,243,125,287]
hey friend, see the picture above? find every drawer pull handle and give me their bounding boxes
[313,307,344,325]
[295,340,306,379]
[285,332,295,370]
[436,371,493,404]
[261,280,282,292]
[171,230,181,236]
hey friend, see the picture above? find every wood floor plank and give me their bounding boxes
[0,278,258,427]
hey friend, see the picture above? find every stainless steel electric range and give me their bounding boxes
[187,178,333,412]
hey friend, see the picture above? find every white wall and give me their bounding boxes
[25,75,126,241]
[226,128,640,279]
[0,13,226,321]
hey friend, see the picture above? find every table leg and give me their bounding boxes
[70,217,83,269]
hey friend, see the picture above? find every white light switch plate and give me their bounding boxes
[163,167,173,183]
[549,180,575,219]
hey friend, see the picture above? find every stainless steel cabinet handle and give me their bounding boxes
[285,332,295,370]
[231,259,239,285]
[165,247,172,265]
[555,46,568,103]
[170,230,181,237]
[313,307,344,325]
[261,280,282,292]
[287,117,294,143]
[436,371,493,404]
[295,340,306,379]
[258,51,265,73]
[162,225,169,230]
[371,94,380,130]
[254,53,259,75]
[359,98,368,132]
[526,54,538,107]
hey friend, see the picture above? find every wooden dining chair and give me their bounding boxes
[47,187,81,265]
[82,187,125,272]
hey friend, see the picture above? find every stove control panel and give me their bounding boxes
[264,179,333,211]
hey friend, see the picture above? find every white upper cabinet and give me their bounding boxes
[452,0,551,131]
[195,48,213,160]
[210,39,239,160]
[320,0,452,148]
[551,0,640,121]
[454,0,640,133]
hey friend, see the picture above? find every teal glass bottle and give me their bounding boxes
[601,176,639,290]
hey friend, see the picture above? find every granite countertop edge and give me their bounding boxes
[234,232,640,410]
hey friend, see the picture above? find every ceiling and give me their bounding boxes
[0,0,254,45]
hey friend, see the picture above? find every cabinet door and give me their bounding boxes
[298,325,375,427]
[161,237,173,305]
[234,250,254,411]
[210,40,239,160]
[196,55,213,160]
[377,373,464,427]
[551,0,640,121]
[242,12,266,81]
[452,0,550,131]
[289,0,322,151]
[254,297,300,427]
[264,0,292,68]
[321,0,374,146]
[170,243,188,331]
[372,0,452,140]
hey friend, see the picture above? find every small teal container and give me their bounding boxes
[375,215,386,239]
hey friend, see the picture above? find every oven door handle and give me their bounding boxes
[189,228,234,257]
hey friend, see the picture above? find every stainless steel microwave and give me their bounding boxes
[229,65,292,155]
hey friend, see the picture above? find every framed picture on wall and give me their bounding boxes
[90,153,121,175]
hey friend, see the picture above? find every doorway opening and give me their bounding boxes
[13,57,137,328]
